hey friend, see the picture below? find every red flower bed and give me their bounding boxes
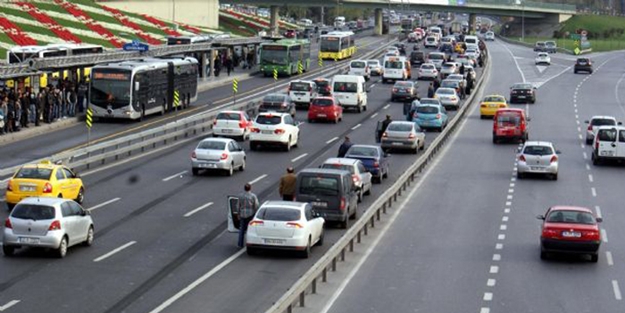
[0,16,38,46]
[218,16,255,37]
[141,14,181,37]
[54,0,123,47]
[225,9,266,30]
[101,6,161,45]
[179,24,202,34]
[16,2,81,43]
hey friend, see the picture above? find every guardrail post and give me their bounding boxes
[376,209,380,221]
[322,267,327,282]
[370,216,375,228]
[299,291,305,307]
[411,173,415,182]
[403,182,407,191]
[357,230,361,243]
[312,278,317,294]
[287,304,292,313]
[341,248,345,261]
[393,193,397,202]
[349,238,354,252]
[382,202,387,214]
[364,223,368,235]
[116,144,120,160]
[388,198,392,208]
[332,257,337,271]
[398,187,402,196]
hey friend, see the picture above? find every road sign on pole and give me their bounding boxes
[173,90,180,111]
[273,68,278,81]
[232,78,239,106]
[318,55,323,67]
[298,61,304,75]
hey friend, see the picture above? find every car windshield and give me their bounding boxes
[256,115,282,125]
[385,61,403,69]
[416,106,439,114]
[523,145,554,156]
[428,53,444,60]
[11,204,56,220]
[437,88,454,95]
[421,64,435,70]
[387,123,413,131]
[15,167,53,180]
[197,140,226,150]
[536,42,545,47]
[312,98,334,106]
[545,41,556,47]
[597,129,617,141]
[394,82,412,88]
[420,99,439,105]
[347,146,379,157]
[299,176,339,196]
[591,119,616,126]
[290,82,311,91]
[546,210,596,224]
[315,81,329,88]
[441,81,457,88]
[256,207,301,221]
[351,61,366,68]
[442,63,454,68]
[577,58,589,63]
[334,82,358,93]
[216,112,241,121]
[263,94,287,102]
[512,83,533,90]
[321,163,354,173]
[484,96,505,102]
[497,113,521,126]
[367,61,379,66]
[538,53,548,57]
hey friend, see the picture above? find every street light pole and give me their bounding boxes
[522,4,525,41]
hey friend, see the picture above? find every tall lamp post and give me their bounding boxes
[515,0,525,41]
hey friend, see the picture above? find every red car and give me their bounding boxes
[492,108,529,144]
[307,97,343,123]
[537,206,602,262]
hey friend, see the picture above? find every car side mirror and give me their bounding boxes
[596,217,603,223]
[527,117,532,122]
[536,214,545,220]
[584,120,589,124]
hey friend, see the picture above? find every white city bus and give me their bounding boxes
[7,43,104,64]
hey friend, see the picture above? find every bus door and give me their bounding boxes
[227,195,241,232]
[167,62,175,111]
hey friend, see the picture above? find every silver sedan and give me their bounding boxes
[381,121,426,154]
[517,141,560,180]
[191,138,246,176]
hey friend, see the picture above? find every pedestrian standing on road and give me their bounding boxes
[378,114,393,142]
[466,75,474,95]
[237,183,259,248]
[225,56,234,76]
[337,136,353,158]
[433,77,440,91]
[459,63,465,76]
[427,82,435,98]
[67,87,77,117]
[77,80,88,114]
[0,96,7,134]
[279,167,297,201]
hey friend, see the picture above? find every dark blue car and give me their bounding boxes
[344,145,390,184]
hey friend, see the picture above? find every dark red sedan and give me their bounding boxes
[307,97,343,123]
[537,206,602,262]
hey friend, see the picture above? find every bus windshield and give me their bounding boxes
[90,69,132,108]
[261,46,289,65]
[321,37,340,52]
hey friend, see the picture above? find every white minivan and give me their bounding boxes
[592,126,625,165]
[331,75,368,113]
[348,60,371,81]
[288,80,318,108]
[382,56,410,83]
[464,35,479,46]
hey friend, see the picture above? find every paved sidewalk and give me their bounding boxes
[0,69,257,147]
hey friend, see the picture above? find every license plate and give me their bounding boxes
[601,151,615,156]
[222,129,233,133]
[312,201,327,208]
[392,142,403,145]
[317,114,327,117]
[199,163,216,168]
[489,104,498,107]
[264,238,286,244]
[261,130,273,134]
[295,92,304,96]
[530,166,544,171]
[19,237,40,244]
[19,185,36,192]
[517,96,526,99]
[562,231,581,238]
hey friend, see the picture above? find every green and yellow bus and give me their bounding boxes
[319,31,356,60]
[259,39,311,77]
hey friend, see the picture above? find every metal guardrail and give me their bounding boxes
[0,36,400,187]
[264,50,492,313]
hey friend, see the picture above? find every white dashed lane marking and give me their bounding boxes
[370,112,378,119]
[94,241,137,262]
[613,280,622,300]
[326,137,339,144]
[493,254,501,261]
[602,229,609,243]
[480,308,490,313]
[588,174,594,182]
[487,279,496,287]
[163,171,187,182]
[184,202,213,218]
[591,187,597,197]
[495,243,503,250]
[0,300,20,311]
[291,153,308,162]
[351,123,362,130]
[607,251,614,266]
[87,198,121,212]
[490,266,499,274]
[249,174,267,185]
[383,104,390,109]
[483,293,493,301]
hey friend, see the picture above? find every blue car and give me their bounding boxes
[344,145,390,184]
[412,102,449,132]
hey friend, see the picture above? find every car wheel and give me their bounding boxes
[83,226,94,246]
[56,236,68,258]
[2,245,15,257]
[308,118,314,123]
[301,238,312,258]
[574,70,578,74]
[590,253,599,263]
[316,230,324,246]
[364,184,371,195]
[357,105,362,113]
[350,204,358,220]
[240,158,246,171]
[294,134,299,148]
[75,187,85,204]
[250,142,259,151]
[412,146,418,154]
[363,105,367,111]
[192,168,199,176]
[226,163,234,176]
[373,176,381,184]
[236,135,245,142]
[383,167,389,179]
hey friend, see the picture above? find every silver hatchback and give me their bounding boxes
[3,197,94,258]
[191,138,246,176]
[381,121,426,154]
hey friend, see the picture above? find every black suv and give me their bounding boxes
[410,51,425,66]
[574,58,593,74]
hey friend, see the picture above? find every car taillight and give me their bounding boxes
[213,119,217,126]
[239,121,245,128]
[499,104,506,108]
[392,88,398,93]
[413,113,418,118]
[352,174,360,183]
[42,182,53,194]
[542,228,558,237]
[588,125,593,131]
[373,161,380,168]
[409,133,416,139]
[595,140,599,150]
[286,222,303,228]
[220,153,228,160]
[519,155,526,162]
[49,220,61,231]
[274,129,285,134]
[4,218,12,229]
[281,103,287,107]
[583,230,600,240]
[550,155,558,163]
[481,104,486,108]
[6,179,12,192]
[339,197,346,211]
[451,97,457,101]
[382,132,388,138]
[309,86,312,92]
[512,90,517,94]
[436,114,441,119]
[251,127,260,133]
[191,151,197,159]
[249,220,264,226]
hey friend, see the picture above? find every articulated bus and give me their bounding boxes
[319,31,356,60]
[89,57,198,120]
[259,39,311,77]
[7,43,104,64]
[166,35,213,45]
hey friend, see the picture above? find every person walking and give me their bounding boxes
[466,75,474,96]
[237,183,259,248]
[427,82,435,98]
[379,114,393,141]
[337,136,353,158]
[459,63,465,76]
[279,167,297,201]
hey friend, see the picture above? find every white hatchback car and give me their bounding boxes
[249,112,300,151]
[320,157,372,202]
[585,115,621,144]
[434,87,460,110]
[212,110,252,141]
[348,60,371,81]
[191,137,246,176]
[535,52,551,65]
[3,197,94,258]
[246,201,325,258]
[517,141,560,180]
[484,31,495,41]
[367,59,383,76]
[418,63,439,80]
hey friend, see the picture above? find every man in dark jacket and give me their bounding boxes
[279,167,297,201]
[377,115,393,143]
[427,82,435,98]
[337,136,353,158]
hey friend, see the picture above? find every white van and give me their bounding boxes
[288,80,318,108]
[348,60,371,81]
[464,35,479,46]
[428,27,442,40]
[331,75,368,113]
[382,56,410,83]
[334,16,346,28]
[592,126,625,165]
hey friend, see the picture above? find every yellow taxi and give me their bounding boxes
[5,161,85,210]
[454,42,465,54]
[480,95,508,119]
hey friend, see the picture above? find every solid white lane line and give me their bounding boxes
[596,206,602,218]
[0,300,20,311]
[326,136,339,144]
[291,153,308,163]
[163,171,187,182]
[591,187,597,197]
[498,234,506,240]
[87,198,121,212]
[487,279,496,287]
[480,308,490,313]
[490,266,499,274]
[495,243,503,250]
[370,112,379,119]
[588,174,594,182]
[94,241,136,262]
[383,104,390,109]
[483,293,493,301]
[351,123,362,130]
[149,249,246,313]
[500,225,507,230]
[183,202,213,218]
[613,280,622,300]
[249,174,267,185]
[499,40,526,82]
[493,254,501,261]
[607,251,614,266]
[602,229,609,243]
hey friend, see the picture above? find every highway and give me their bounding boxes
[0,29,386,169]
[319,37,625,313]
[0,33,484,313]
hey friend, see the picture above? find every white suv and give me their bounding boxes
[585,116,621,144]
[592,126,625,165]
[249,112,300,151]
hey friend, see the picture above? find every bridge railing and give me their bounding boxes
[465,0,577,12]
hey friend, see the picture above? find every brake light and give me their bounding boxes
[436,114,441,119]
[373,161,380,168]
[352,174,360,183]
[542,228,558,238]
[499,104,506,108]
[519,155,526,162]
[4,218,12,229]
[220,153,228,160]
[587,125,593,131]
[239,121,245,128]
[550,155,558,163]
[339,197,346,211]
[382,132,388,138]
[6,179,12,192]
[251,127,260,133]
[409,133,416,139]
[481,104,486,108]
[213,119,217,126]
[286,222,303,228]
[249,220,264,226]
[274,129,285,135]
[48,220,61,231]
[595,139,599,150]
[451,97,457,101]
[42,182,53,193]
[413,113,418,118]
[191,151,197,159]
[309,86,312,92]
[393,88,398,93]
[583,230,600,240]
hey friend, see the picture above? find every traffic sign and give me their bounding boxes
[318,55,323,67]
[123,40,149,52]
[298,61,304,75]
[173,90,180,109]
[86,108,93,129]
[273,68,278,81]
[574,47,581,55]
[233,78,239,94]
